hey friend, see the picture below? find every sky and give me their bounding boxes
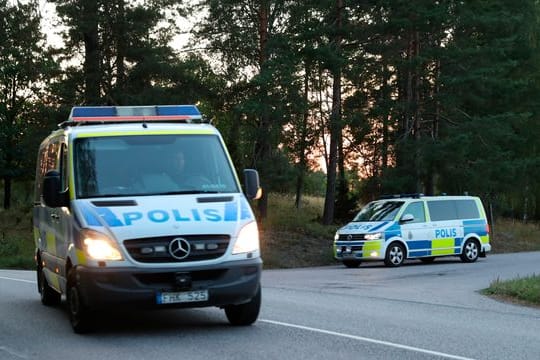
[36,0,191,51]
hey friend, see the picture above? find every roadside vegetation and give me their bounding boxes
[0,206,34,269]
[482,275,540,308]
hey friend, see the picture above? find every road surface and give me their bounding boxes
[1,252,539,360]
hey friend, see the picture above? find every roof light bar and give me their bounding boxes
[67,105,204,124]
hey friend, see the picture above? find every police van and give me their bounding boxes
[33,105,262,332]
[334,194,491,268]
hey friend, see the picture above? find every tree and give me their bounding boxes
[51,0,191,106]
[193,0,300,218]
[0,0,57,208]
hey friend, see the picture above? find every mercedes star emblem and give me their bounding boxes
[169,238,191,260]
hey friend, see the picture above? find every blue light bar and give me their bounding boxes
[68,105,203,123]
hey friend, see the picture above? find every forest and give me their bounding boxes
[1,0,539,223]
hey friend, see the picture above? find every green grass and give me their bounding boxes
[490,218,540,253]
[482,275,540,307]
[0,206,35,269]
[258,194,339,268]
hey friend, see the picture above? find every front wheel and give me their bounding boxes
[67,270,93,333]
[460,239,479,263]
[384,242,405,267]
[37,266,61,306]
[224,286,261,326]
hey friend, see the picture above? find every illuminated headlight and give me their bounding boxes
[233,222,260,254]
[81,229,123,261]
[364,233,383,240]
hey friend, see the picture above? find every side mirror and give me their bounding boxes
[400,213,414,223]
[42,170,68,208]
[243,169,262,200]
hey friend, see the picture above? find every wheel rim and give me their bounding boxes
[465,242,478,260]
[389,246,403,265]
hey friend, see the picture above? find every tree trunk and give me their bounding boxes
[115,0,126,99]
[3,177,11,209]
[322,0,343,225]
[82,0,100,105]
[256,2,271,219]
[295,62,311,209]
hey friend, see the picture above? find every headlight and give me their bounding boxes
[364,233,383,240]
[81,229,123,261]
[334,232,340,241]
[233,222,259,254]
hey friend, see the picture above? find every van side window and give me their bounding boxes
[428,200,480,221]
[403,202,426,223]
[34,141,61,203]
[60,143,69,192]
[456,200,480,219]
[427,200,456,221]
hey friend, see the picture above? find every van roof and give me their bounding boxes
[378,194,479,201]
[62,122,220,137]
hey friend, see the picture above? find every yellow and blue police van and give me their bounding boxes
[33,105,262,332]
[333,194,491,268]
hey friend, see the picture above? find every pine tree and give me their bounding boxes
[0,0,57,208]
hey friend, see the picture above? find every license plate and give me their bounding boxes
[156,290,209,304]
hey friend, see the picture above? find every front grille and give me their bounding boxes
[338,234,366,241]
[340,244,363,252]
[124,235,230,263]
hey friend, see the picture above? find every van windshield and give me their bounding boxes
[352,200,404,222]
[73,134,239,198]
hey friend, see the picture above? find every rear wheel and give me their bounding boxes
[460,239,479,263]
[384,242,405,267]
[67,269,93,333]
[37,266,61,306]
[225,285,261,326]
[343,259,362,268]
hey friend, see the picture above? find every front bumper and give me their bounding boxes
[334,241,384,261]
[73,258,262,309]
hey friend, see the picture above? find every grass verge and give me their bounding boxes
[482,275,540,308]
[0,206,35,269]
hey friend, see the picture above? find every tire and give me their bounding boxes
[343,259,362,268]
[460,239,479,263]
[37,266,61,306]
[67,270,93,333]
[225,285,261,326]
[384,242,405,267]
[420,257,435,264]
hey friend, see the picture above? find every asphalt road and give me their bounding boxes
[1,252,539,360]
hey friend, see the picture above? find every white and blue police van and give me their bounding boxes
[33,105,262,332]
[334,194,491,268]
